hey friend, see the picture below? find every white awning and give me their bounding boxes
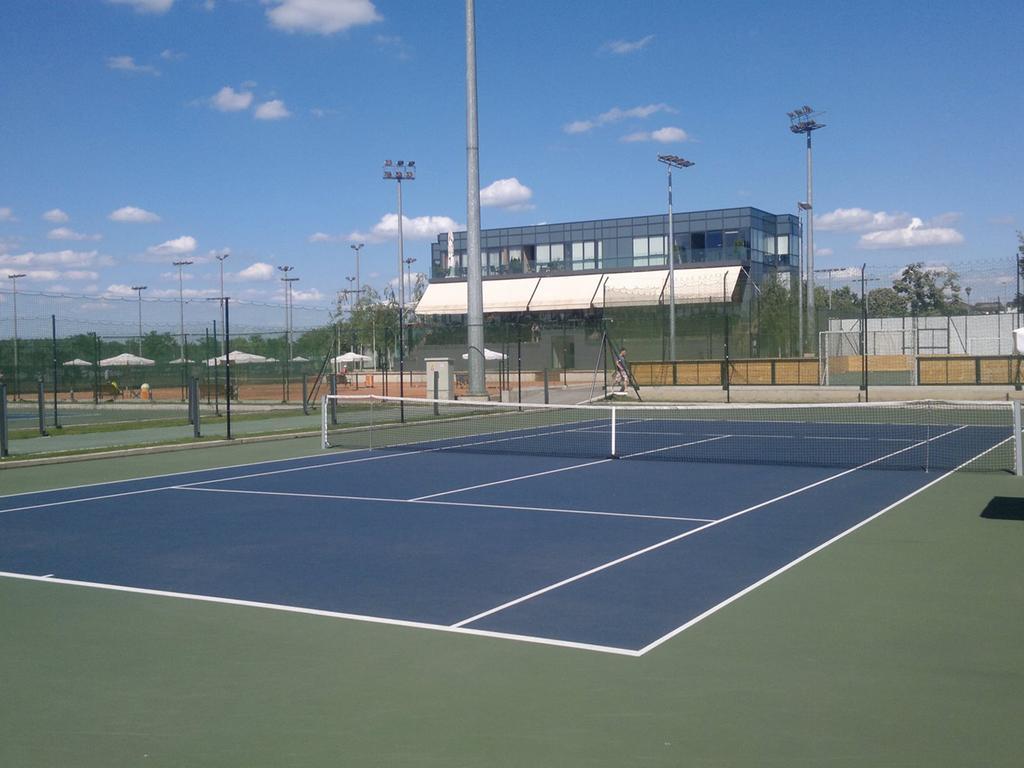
[600,271,670,307]
[484,277,539,313]
[414,281,468,315]
[415,266,742,315]
[528,273,605,312]
[669,266,741,304]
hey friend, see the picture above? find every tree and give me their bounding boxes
[757,274,796,357]
[866,287,906,318]
[892,262,962,315]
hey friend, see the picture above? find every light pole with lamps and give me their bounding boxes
[350,243,364,297]
[7,273,26,399]
[278,265,298,401]
[657,154,694,362]
[216,252,229,351]
[789,106,826,344]
[383,159,415,413]
[131,285,147,356]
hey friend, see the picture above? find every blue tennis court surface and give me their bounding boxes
[0,418,1011,655]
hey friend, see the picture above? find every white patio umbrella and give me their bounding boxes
[62,358,94,367]
[291,356,310,362]
[205,350,269,366]
[99,352,155,367]
[333,352,373,364]
[461,348,507,360]
[168,358,195,365]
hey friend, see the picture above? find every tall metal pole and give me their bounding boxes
[383,160,415,413]
[8,273,26,399]
[216,253,229,356]
[173,259,193,401]
[465,0,486,398]
[657,155,694,362]
[351,243,364,298]
[789,106,825,348]
[131,285,147,356]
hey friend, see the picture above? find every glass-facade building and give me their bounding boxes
[430,206,799,285]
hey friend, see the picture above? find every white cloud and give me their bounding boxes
[290,288,325,302]
[147,235,197,257]
[0,207,17,222]
[815,207,912,232]
[63,270,100,281]
[43,208,69,223]
[0,250,110,269]
[480,178,534,210]
[211,86,253,112]
[254,99,291,120]
[235,262,276,281]
[109,206,160,223]
[107,0,174,13]
[349,213,463,244]
[266,0,382,35]
[160,271,193,282]
[20,270,62,282]
[602,35,654,54]
[563,103,676,135]
[160,49,186,60]
[858,218,965,250]
[308,232,339,243]
[104,284,140,298]
[621,126,689,143]
[106,56,160,75]
[815,247,835,257]
[149,287,220,299]
[48,227,102,242]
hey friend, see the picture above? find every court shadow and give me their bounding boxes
[981,497,1024,521]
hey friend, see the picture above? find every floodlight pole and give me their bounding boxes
[657,155,694,362]
[131,285,147,356]
[790,106,825,349]
[173,259,193,399]
[7,273,26,400]
[465,0,487,398]
[216,252,229,356]
[383,159,415,416]
[350,243,364,296]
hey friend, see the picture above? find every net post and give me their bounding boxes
[320,395,329,449]
[190,376,201,438]
[0,383,8,457]
[329,373,338,426]
[302,375,309,416]
[543,368,550,404]
[610,406,617,458]
[925,401,931,472]
[1013,399,1022,477]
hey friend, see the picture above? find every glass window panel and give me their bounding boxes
[777,235,789,255]
[691,231,706,249]
[706,230,723,248]
[649,235,665,256]
[633,237,648,257]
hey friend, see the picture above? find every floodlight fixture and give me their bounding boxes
[657,154,695,170]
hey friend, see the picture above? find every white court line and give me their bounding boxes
[449,425,968,629]
[411,435,732,502]
[620,434,731,459]
[636,431,1013,656]
[173,485,713,523]
[0,571,639,657]
[0,447,454,516]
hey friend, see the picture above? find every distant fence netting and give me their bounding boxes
[0,288,335,403]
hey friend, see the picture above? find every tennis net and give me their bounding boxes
[321,395,1019,473]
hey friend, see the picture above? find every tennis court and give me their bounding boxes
[0,397,1014,655]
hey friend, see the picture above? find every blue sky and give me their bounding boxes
[1,0,1022,319]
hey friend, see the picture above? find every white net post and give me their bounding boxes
[1014,400,1022,477]
[321,395,329,449]
[610,406,617,458]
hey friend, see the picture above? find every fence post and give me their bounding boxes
[302,375,309,416]
[433,370,439,416]
[543,368,549,404]
[0,383,8,457]
[37,378,48,436]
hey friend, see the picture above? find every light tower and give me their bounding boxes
[131,285,147,356]
[383,159,415,407]
[7,273,26,399]
[350,243,364,297]
[789,105,826,346]
[657,154,694,361]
